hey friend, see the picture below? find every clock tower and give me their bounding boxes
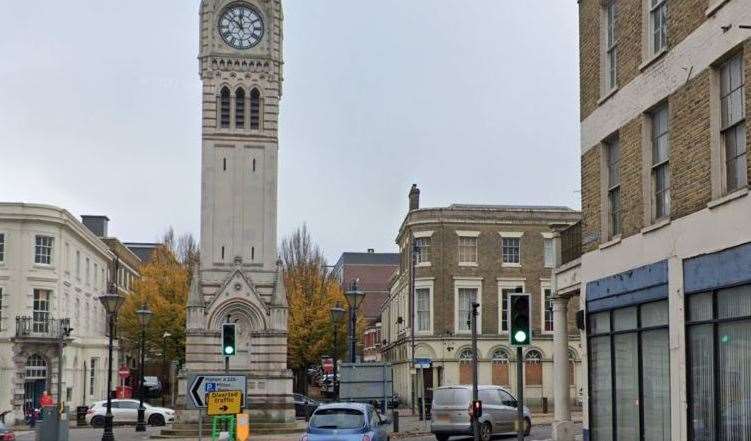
[181,0,294,424]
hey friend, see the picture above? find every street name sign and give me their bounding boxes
[207,390,243,416]
[187,373,247,409]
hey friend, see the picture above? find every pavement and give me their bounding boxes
[12,412,583,441]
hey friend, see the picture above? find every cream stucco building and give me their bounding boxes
[0,203,119,425]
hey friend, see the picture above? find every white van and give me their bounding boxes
[430,385,531,441]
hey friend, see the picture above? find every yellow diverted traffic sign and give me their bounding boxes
[207,390,243,416]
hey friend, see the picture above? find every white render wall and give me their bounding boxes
[0,203,117,424]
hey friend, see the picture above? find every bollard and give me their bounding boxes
[542,397,549,414]
[393,410,399,433]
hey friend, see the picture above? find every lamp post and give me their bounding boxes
[329,302,345,399]
[344,279,365,363]
[98,279,125,441]
[135,304,153,432]
[162,332,171,407]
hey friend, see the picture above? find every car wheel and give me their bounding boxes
[435,435,449,441]
[90,416,105,428]
[148,414,166,426]
[524,417,531,437]
[480,422,492,441]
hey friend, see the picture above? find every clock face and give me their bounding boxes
[218,4,264,50]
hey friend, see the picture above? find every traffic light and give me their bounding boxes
[509,293,531,346]
[222,323,237,356]
[469,400,482,419]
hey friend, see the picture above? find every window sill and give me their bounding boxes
[706,0,730,16]
[502,263,522,268]
[707,187,749,209]
[416,262,432,268]
[33,264,55,270]
[598,235,622,250]
[641,218,671,235]
[597,87,619,105]
[639,48,668,72]
[459,262,478,267]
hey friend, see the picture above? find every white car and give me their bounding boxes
[86,399,175,427]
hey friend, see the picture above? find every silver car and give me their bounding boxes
[431,385,531,441]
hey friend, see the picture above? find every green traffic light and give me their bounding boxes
[224,346,234,355]
[514,330,527,343]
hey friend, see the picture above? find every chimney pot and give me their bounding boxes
[408,184,420,211]
[81,215,110,238]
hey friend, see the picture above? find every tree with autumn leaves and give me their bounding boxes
[282,225,359,393]
[118,230,198,370]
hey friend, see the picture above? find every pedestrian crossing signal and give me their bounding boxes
[222,323,236,356]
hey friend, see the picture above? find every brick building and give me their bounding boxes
[381,186,580,410]
[333,251,399,362]
[553,1,751,440]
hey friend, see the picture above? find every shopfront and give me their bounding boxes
[684,242,751,441]
[586,261,671,441]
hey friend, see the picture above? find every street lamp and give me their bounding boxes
[162,332,171,407]
[135,304,153,432]
[329,302,345,399]
[344,279,365,363]
[98,281,125,441]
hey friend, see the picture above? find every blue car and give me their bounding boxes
[301,402,391,441]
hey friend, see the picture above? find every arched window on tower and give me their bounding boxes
[219,87,230,128]
[235,88,245,129]
[250,88,261,130]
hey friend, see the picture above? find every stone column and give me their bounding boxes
[551,295,575,441]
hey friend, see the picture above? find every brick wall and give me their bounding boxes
[668,0,707,49]
[670,70,712,219]
[581,148,601,253]
[620,117,645,238]
[397,208,580,339]
[617,0,644,92]
[579,0,600,121]
[579,0,711,122]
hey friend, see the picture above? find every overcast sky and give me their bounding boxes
[0,1,580,263]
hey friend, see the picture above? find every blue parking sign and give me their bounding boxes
[205,383,217,392]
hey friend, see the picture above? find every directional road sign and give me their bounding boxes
[207,390,243,416]
[187,373,247,409]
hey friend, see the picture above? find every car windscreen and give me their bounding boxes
[433,388,471,406]
[310,408,365,429]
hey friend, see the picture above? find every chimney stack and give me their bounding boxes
[81,215,110,238]
[408,184,420,211]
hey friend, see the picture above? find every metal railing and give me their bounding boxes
[560,221,582,266]
[15,316,71,339]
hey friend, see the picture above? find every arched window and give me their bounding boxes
[568,349,577,386]
[524,349,543,386]
[26,354,47,379]
[249,88,261,130]
[458,348,474,385]
[219,87,231,128]
[235,88,245,129]
[491,348,510,386]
